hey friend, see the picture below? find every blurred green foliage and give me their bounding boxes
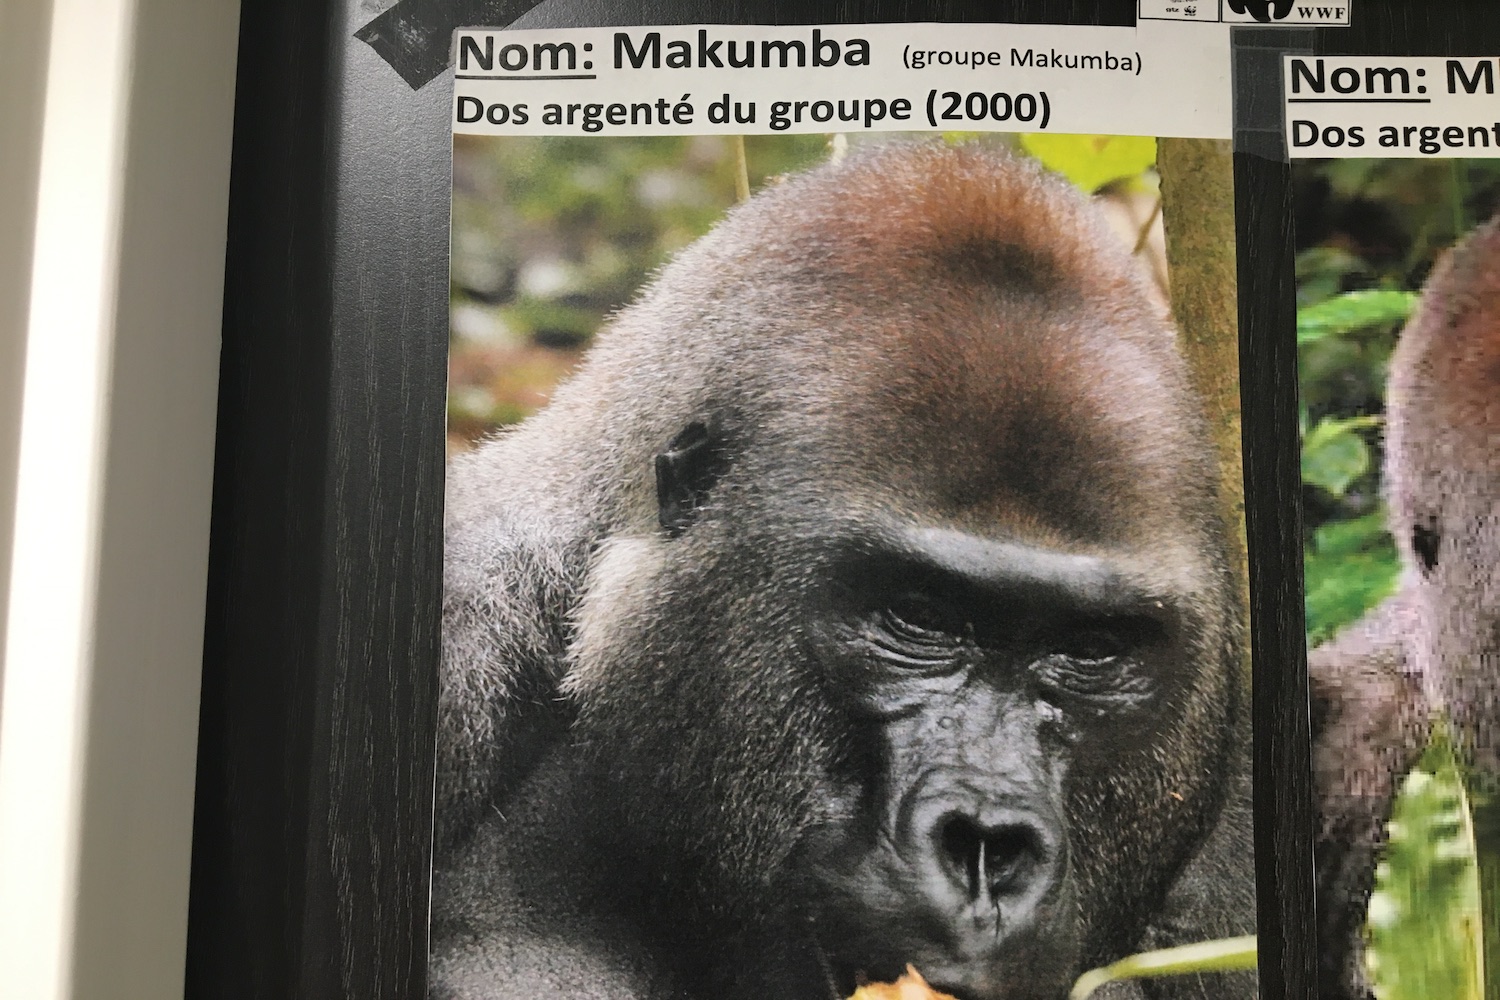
[1303,511,1399,647]
[1296,272,1406,644]
[1295,158,1500,1000]
[448,134,829,443]
[1366,738,1483,1000]
[1297,290,1419,346]
[1296,159,1500,640]
[1020,134,1157,193]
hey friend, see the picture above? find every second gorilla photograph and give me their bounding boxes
[1301,157,1500,1000]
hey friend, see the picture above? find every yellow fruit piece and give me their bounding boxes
[849,966,958,1000]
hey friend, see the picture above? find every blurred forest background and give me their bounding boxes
[451,133,824,452]
[1296,158,1500,1000]
[447,132,1167,454]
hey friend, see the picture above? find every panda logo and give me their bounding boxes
[1226,0,1295,20]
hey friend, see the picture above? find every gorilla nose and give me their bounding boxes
[939,816,1045,909]
[907,800,1064,936]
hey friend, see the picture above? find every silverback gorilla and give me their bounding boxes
[431,143,1255,1000]
[1312,216,1500,1000]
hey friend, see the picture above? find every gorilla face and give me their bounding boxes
[564,217,1233,997]
[436,144,1244,1000]
[571,407,1231,999]
[1385,217,1500,775]
[802,531,1196,999]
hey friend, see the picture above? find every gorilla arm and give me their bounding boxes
[436,424,602,854]
[1308,592,1427,1000]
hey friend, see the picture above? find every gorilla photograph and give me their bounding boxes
[436,132,1256,1000]
[1296,157,1500,1000]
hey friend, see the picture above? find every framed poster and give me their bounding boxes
[434,16,1271,1000]
[1229,4,1500,1000]
[184,3,1309,999]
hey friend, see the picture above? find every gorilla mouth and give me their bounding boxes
[925,986,982,1000]
[803,872,1078,1000]
[811,937,1058,1000]
[812,939,980,1000]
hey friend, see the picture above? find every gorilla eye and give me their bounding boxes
[860,593,970,669]
[882,593,969,639]
[655,420,727,538]
[1051,628,1129,664]
[1412,517,1441,575]
[1033,621,1155,703]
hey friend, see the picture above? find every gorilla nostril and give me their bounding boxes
[939,816,1043,904]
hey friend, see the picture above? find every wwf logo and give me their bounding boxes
[1227,0,1294,19]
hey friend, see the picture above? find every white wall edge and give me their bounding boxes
[0,0,241,996]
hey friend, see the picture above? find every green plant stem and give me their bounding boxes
[1451,160,1471,237]
[1069,936,1258,1000]
[731,136,750,202]
[1470,787,1500,1000]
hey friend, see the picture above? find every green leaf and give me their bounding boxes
[1301,415,1382,497]
[1069,936,1257,1000]
[1297,290,1419,345]
[1295,246,1369,308]
[1019,134,1157,193]
[1365,736,1482,1000]
[1303,510,1401,644]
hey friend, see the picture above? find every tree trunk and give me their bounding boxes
[1158,138,1251,680]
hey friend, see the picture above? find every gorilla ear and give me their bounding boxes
[655,420,727,537]
[1412,516,1441,576]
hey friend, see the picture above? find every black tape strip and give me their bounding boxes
[1232,26,1316,162]
[356,0,546,89]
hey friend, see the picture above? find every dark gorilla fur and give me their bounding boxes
[431,143,1254,1000]
[1309,595,1428,1000]
[1311,216,1500,999]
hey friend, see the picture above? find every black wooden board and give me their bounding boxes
[180,1,1429,997]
